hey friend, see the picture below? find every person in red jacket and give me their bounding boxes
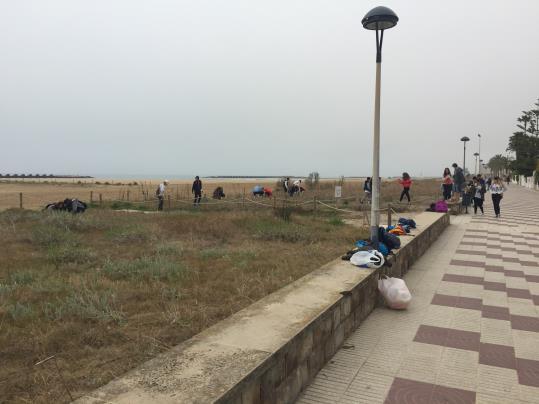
[398,172,412,202]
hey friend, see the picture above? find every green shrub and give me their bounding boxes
[253,220,308,243]
[102,256,188,282]
[7,302,35,321]
[106,224,153,243]
[199,247,228,260]
[8,271,36,286]
[47,244,96,269]
[43,286,124,323]
[328,216,344,226]
[31,224,72,247]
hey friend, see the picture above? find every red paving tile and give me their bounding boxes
[479,342,516,369]
[445,328,481,351]
[503,269,525,277]
[385,378,433,404]
[484,264,505,272]
[483,281,506,292]
[506,288,532,299]
[431,294,458,307]
[481,305,511,321]
[442,274,484,285]
[450,259,485,268]
[516,358,539,387]
[414,325,449,346]
[510,315,539,332]
[431,385,476,404]
[525,275,539,283]
[456,296,483,310]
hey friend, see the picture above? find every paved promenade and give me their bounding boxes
[297,185,539,404]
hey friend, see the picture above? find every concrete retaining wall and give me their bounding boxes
[77,212,449,404]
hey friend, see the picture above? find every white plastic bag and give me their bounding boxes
[378,276,412,309]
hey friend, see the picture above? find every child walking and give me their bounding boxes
[472,177,486,215]
[489,176,506,218]
[398,172,412,202]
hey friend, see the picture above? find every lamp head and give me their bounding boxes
[461,136,470,142]
[362,6,399,30]
[474,152,479,156]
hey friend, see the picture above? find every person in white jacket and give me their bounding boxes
[157,180,168,211]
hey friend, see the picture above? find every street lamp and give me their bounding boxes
[461,136,470,175]
[362,6,399,247]
[477,133,481,165]
[479,159,484,174]
[474,152,480,175]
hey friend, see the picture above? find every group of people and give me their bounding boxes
[156,176,307,210]
[283,177,305,196]
[441,163,507,217]
[156,176,204,210]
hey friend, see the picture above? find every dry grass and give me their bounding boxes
[0,207,363,403]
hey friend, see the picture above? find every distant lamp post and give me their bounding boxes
[479,159,484,174]
[478,133,482,165]
[474,152,480,175]
[362,6,399,247]
[461,136,470,175]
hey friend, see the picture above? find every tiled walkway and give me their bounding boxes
[297,185,539,404]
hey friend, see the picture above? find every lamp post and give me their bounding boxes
[362,6,398,247]
[478,133,481,165]
[461,136,470,176]
[479,159,483,174]
[474,152,480,175]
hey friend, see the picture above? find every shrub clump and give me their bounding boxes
[102,256,188,282]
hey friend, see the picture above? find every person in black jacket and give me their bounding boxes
[192,176,202,206]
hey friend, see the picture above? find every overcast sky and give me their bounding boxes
[1,0,538,178]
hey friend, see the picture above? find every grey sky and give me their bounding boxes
[1,0,538,178]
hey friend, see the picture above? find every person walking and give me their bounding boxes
[398,172,412,202]
[192,176,202,207]
[363,177,372,203]
[283,177,290,194]
[472,177,486,215]
[156,179,168,211]
[442,168,453,200]
[490,176,506,218]
[452,163,465,200]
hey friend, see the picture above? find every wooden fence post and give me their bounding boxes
[168,195,171,209]
[127,190,130,201]
[242,187,245,209]
[19,192,23,209]
[273,196,276,211]
[99,193,103,206]
[313,196,317,215]
[176,185,179,200]
[90,191,93,203]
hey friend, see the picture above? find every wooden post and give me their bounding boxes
[273,196,276,211]
[126,190,130,201]
[168,195,171,209]
[90,191,93,203]
[176,185,179,200]
[313,196,317,215]
[99,193,103,206]
[387,203,392,226]
[19,192,23,209]
[242,187,245,209]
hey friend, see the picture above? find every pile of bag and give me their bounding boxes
[44,198,87,214]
